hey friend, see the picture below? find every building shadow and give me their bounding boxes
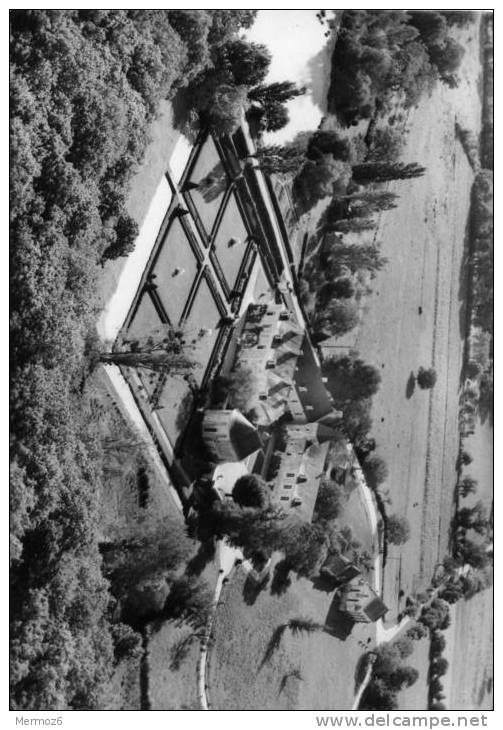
[324,597,355,641]
[405,371,416,399]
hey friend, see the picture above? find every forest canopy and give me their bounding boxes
[10,9,255,710]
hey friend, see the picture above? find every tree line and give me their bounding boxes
[327,10,472,127]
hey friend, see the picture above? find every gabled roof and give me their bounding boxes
[229,412,263,460]
[294,337,334,423]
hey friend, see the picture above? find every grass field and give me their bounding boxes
[443,588,493,710]
[395,636,430,711]
[351,26,483,620]
[208,557,375,710]
[212,192,249,289]
[186,136,228,237]
[152,218,199,325]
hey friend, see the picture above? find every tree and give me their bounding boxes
[280,521,329,577]
[101,214,139,262]
[100,326,198,375]
[222,39,272,86]
[313,299,359,338]
[440,581,463,604]
[394,635,414,659]
[314,478,345,521]
[341,397,373,442]
[328,217,376,233]
[344,190,399,215]
[387,514,411,545]
[465,360,481,379]
[352,161,426,184]
[419,598,450,630]
[249,80,305,105]
[459,450,473,466]
[430,631,446,653]
[388,665,419,690]
[457,501,488,534]
[368,127,406,163]
[294,156,352,210]
[322,355,381,406]
[417,366,437,389]
[362,455,389,489]
[207,84,250,135]
[261,100,290,132]
[232,474,269,509]
[163,575,213,629]
[431,657,449,677]
[102,517,192,598]
[307,130,352,162]
[252,143,305,175]
[361,678,398,710]
[406,622,429,641]
[323,240,387,276]
[457,476,478,498]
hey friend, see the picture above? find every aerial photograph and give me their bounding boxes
[10,8,493,712]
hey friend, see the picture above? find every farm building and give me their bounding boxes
[339,576,388,623]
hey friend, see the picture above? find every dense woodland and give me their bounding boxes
[327,10,472,125]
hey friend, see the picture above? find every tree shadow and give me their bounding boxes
[242,573,269,605]
[405,371,416,399]
[354,652,371,693]
[259,624,288,669]
[175,388,196,434]
[186,539,215,577]
[270,560,292,596]
[195,162,228,204]
[171,87,200,143]
[311,572,338,593]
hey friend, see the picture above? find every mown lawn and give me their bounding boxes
[208,556,375,710]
